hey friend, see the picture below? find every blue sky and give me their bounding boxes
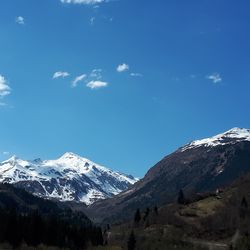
[0,0,250,177]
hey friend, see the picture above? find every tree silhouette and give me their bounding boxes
[240,196,248,219]
[127,230,136,250]
[143,207,150,221]
[134,209,141,223]
[177,189,186,205]
[154,206,158,215]
[241,197,248,209]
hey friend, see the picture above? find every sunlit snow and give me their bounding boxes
[0,152,138,205]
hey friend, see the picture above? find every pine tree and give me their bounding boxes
[240,196,248,219]
[127,231,136,250]
[143,207,150,221]
[154,206,158,215]
[177,189,185,205]
[241,197,248,209]
[134,209,141,223]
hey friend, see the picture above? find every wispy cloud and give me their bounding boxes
[72,74,87,87]
[90,17,95,25]
[0,75,11,97]
[207,73,222,83]
[53,71,70,79]
[16,16,25,25]
[130,72,143,77]
[189,74,197,79]
[117,63,129,73]
[90,69,102,79]
[0,102,7,107]
[86,80,108,89]
[2,151,10,156]
[57,68,109,90]
[86,69,109,89]
[60,0,105,5]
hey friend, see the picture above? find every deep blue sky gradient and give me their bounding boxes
[0,0,250,177]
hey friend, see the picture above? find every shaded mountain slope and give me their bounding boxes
[0,183,103,249]
[88,128,250,223]
[99,173,250,250]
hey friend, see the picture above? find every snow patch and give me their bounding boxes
[0,152,138,205]
[181,128,250,152]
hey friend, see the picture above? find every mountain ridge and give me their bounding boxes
[88,127,250,223]
[181,127,250,151]
[0,152,138,205]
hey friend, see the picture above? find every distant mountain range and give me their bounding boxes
[1,127,250,223]
[0,152,138,205]
[88,128,250,222]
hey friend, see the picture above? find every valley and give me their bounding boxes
[0,128,250,249]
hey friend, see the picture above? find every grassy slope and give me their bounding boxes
[93,174,250,250]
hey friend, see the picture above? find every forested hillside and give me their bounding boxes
[0,184,103,249]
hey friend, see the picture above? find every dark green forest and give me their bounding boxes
[0,184,103,249]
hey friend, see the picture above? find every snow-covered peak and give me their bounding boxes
[32,158,43,164]
[181,127,250,151]
[0,152,138,205]
[223,127,250,139]
[2,155,30,167]
[4,155,19,162]
[56,152,96,166]
[59,152,81,160]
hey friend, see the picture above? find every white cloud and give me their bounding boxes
[72,74,87,87]
[69,69,109,90]
[16,16,25,25]
[0,75,11,97]
[53,71,70,79]
[60,0,105,5]
[2,151,10,155]
[90,17,95,25]
[130,72,143,77]
[207,73,222,83]
[90,69,102,79]
[117,63,129,73]
[86,80,108,89]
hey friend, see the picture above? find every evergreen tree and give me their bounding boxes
[241,197,248,209]
[134,209,141,223]
[127,230,136,250]
[143,207,150,221]
[240,196,248,219]
[177,189,186,205]
[154,206,158,215]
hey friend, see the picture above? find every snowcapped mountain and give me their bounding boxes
[88,127,250,223]
[181,127,250,151]
[0,152,138,205]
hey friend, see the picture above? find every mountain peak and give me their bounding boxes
[223,127,250,137]
[59,152,81,160]
[4,155,19,163]
[0,153,138,205]
[181,127,250,151]
[89,128,250,223]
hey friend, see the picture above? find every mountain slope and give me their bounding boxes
[0,183,104,249]
[0,152,138,205]
[104,173,250,250]
[88,128,250,222]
